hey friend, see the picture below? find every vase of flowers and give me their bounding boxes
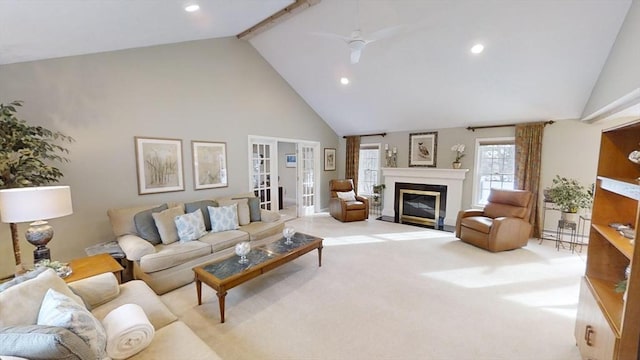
[451,144,465,168]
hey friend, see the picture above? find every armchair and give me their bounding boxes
[329,179,369,222]
[455,188,533,252]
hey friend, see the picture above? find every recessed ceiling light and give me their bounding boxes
[340,77,350,85]
[471,44,484,54]
[185,4,200,12]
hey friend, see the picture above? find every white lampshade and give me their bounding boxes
[0,186,73,223]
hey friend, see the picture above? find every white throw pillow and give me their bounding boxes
[37,288,107,360]
[151,205,185,245]
[337,190,357,201]
[208,204,240,233]
[174,208,208,242]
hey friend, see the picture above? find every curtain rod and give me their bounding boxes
[342,132,387,138]
[466,120,555,132]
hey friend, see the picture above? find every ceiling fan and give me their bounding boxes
[314,26,407,64]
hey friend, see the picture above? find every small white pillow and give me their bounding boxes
[174,208,208,242]
[37,288,108,360]
[151,205,185,245]
[337,190,357,201]
[208,204,240,233]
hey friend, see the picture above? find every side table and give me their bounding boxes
[85,241,133,282]
[63,253,124,283]
[556,219,578,252]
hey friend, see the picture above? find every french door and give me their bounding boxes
[249,139,277,210]
[298,144,317,216]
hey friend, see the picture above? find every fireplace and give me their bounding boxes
[394,183,447,228]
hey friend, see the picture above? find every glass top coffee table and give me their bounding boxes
[193,232,323,323]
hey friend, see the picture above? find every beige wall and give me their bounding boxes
[359,117,634,220]
[0,37,338,277]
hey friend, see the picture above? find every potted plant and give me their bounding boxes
[547,175,592,222]
[451,144,465,169]
[0,100,73,274]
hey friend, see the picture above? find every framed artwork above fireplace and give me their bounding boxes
[409,132,437,167]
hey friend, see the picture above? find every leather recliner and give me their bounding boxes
[329,179,369,222]
[455,188,533,252]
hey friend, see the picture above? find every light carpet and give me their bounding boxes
[161,214,585,360]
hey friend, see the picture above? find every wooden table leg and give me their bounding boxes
[217,290,228,323]
[318,245,323,267]
[196,278,202,306]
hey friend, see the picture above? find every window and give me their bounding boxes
[358,144,380,195]
[473,137,515,206]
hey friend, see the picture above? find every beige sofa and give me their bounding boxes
[108,193,285,294]
[0,268,219,360]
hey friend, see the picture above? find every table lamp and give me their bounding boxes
[0,186,73,263]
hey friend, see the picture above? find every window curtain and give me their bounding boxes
[515,122,545,238]
[345,136,361,193]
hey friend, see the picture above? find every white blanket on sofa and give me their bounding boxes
[102,303,154,359]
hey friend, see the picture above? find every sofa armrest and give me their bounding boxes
[68,272,120,309]
[260,209,281,223]
[117,235,155,261]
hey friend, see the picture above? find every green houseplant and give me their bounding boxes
[372,184,385,204]
[0,100,73,274]
[547,175,592,221]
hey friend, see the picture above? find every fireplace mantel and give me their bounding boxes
[381,167,469,227]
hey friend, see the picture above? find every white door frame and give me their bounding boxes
[248,135,321,215]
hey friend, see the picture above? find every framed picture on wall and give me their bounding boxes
[409,132,438,167]
[285,154,296,168]
[192,141,228,190]
[135,137,185,194]
[324,148,336,171]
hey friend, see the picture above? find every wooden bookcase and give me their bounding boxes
[575,119,640,360]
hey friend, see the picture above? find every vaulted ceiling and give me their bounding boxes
[0,0,632,136]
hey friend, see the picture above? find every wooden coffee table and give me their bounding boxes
[193,232,323,323]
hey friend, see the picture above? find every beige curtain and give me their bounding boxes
[345,136,361,193]
[515,122,545,238]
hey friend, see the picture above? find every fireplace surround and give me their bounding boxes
[395,183,447,227]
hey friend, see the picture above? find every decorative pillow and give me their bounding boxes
[232,196,262,222]
[174,208,208,242]
[0,324,95,360]
[337,190,357,201]
[37,289,107,360]
[208,204,239,233]
[133,204,168,244]
[0,268,84,327]
[151,206,185,245]
[184,200,218,231]
[218,198,250,225]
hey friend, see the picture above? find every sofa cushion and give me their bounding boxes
[91,280,177,330]
[218,198,250,225]
[208,204,240,232]
[199,230,249,252]
[128,321,221,360]
[239,221,285,241]
[37,289,107,360]
[184,200,218,231]
[260,209,282,223]
[0,268,84,327]
[0,325,95,360]
[174,208,207,243]
[139,240,212,273]
[152,205,185,245]
[108,204,160,238]
[232,196,261,222]
[67,273,120,309]
[134,204,168,245]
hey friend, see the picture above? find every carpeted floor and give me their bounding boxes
[161,214,585,360]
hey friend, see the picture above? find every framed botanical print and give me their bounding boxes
[409,132,438,167]
[135,137,185,194]
[192,141,228,190]
[324,148,336,171]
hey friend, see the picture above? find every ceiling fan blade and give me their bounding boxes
[310,31,351,42]
[367,23,425,42]
[350,48,362,64]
